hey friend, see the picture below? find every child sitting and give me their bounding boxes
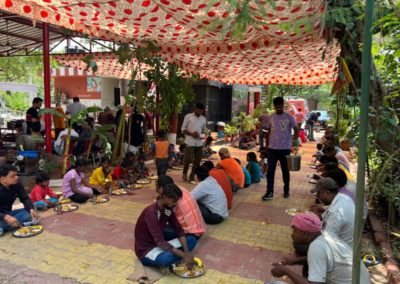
[246,152,261,184]
[153,130,170,176]
[311,143,324,165]
[89,157,113,194]
[137,154,150,178]
[112,160,136,194]
[202,136,215,158]
[235,158,251,188]
[239,132,257,150]
[30,172,60,210]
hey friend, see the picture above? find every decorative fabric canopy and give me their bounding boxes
[1,0,340,85]
[53,52,146,80]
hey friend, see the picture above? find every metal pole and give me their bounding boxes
[352,0,374,282]
[43,23,52,154]
[246,91,251,115]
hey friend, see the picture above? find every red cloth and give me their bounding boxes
[209,168,233,209]
[112,166,127,179]
[29,184,58,203]
[299,129,307,143]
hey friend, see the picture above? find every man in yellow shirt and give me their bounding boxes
[89,157,113,193]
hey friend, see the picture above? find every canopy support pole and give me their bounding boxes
[254,92,260,108]
[43,23,52,154]
[352,0,374,282]
[246,91,251,115]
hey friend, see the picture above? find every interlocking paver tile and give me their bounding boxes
[209,217,293,253]
[0,232,134,283]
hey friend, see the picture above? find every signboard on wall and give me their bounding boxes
[87,77,102,93]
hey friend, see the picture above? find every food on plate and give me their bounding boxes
[136,179,150,185]
[285,208,308,216]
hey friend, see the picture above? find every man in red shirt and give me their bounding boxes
[134,184,196,269]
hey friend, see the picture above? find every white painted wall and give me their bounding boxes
[101,77,120,107]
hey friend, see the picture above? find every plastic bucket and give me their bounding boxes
[286,155,301,171]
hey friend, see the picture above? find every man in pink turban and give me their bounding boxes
[270,213,370,284]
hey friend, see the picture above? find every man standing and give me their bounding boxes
[262,97,299,200]
[181,103,206,183]
[258,110,269,148]
[305,111,321,141]
[66,97,86,116]
[271,213,370,284]
[53,103,66,139]
[134,184,196,269]
[294,108,305,129]
[0,165,40,236]
[26,97,43,134]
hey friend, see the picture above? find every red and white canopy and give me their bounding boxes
[1,0,340,85]
[53,52,147,80]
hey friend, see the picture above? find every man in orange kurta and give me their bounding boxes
[53,103,66,139]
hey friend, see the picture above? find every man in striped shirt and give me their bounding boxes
[156,175,206,239]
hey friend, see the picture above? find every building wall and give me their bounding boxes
[101,77,120,107]
[54,76,118,108]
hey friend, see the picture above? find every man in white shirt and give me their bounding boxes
[309,177,355,247]
[271,213,370,284]
[66,97,86,116]
[191,166,228,224]
[54,128,79,155]
[181,103,206,183]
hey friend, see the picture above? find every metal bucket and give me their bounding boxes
[286,155,301,171]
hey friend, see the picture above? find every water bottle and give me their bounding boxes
[92,196,97,205]
[56,203,62,215]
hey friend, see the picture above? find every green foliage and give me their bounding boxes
[230,112,257,134]
[111,41,195,130]
[0,91,30,112]
[224,123,239,136]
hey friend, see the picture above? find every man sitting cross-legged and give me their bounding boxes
[0,164,40,236]
[191,166,228,224]
[134,184,196,270]
[156,175,206,240]
[271,213,370,284]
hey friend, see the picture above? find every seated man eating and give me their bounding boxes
[0,164,40,236]
[271,212,370,284]
[134,184,196,270]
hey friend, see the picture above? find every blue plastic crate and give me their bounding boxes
[17,150,39,158]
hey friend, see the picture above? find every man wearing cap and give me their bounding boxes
[309,177,355,246]
[215,147,244,190]
[181,103,207,183]
[262,97,299,200]
[271,213,370,284]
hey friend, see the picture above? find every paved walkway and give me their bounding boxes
[0,142,382,283]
